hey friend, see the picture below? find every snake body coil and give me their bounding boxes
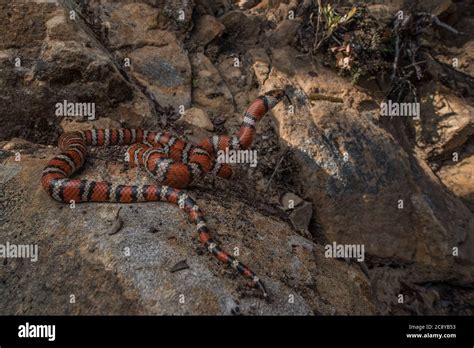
[42,90,286,298]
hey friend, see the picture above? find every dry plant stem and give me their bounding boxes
[313,0,323,53]
[417,12,463,35]
[265,149,290,192]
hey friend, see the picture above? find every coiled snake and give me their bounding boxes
[41,89,286,298]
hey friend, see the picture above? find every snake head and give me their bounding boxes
[263,89,287,110]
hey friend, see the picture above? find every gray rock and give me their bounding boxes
[0,150,375,315]
[130,45,192,109]
[289,201,313,231]
[281,192,303,210]
[267,19,301,48]
[179,107,215,131]
[218,10,260,44]
[190,52,234,117]
[190,14,225,47]
[255,44,474,314]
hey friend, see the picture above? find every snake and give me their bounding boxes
[41,89,286,298]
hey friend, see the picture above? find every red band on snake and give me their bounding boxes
[41,89,286,298]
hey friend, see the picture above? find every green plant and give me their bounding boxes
[321,2,357,37]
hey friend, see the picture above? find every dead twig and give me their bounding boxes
[402,60,427,69]
[417,12,464,35]
[312,0,323,52]
[265,149,290,193]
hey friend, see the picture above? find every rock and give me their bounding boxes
[422,0,454,16]
[258,1,298,22]
[2,0,473,316]
[106,3,176,49]
[107,215,124,236]
[190,53,234,117]
[91,1,193,46]
[195,0,232,17]
[216,57,245,94]
[2,138,35,151]
[170,259,190,273]
[218,10,260,44]
[248,48,271,83]
[280,192,303,210]
[253,45,474,314]
[367,5,395,24]
[237,0,261,10]
[60,118,122,133]
[289,201,313,231]
[179,107,214,131]
[457,39,474,77]
[45,7,76,42]
[417,88,474,159]
[0,1,154,143]
[0,0,55,51]
[438,155,474,212]
[0,150,375,315]
[129,44,192,109]
[267,19,301,48]
[190,14,225,47]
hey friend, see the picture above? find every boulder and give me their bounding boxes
[250,45,474,313]
[190,53,234,117]
[2,0,473,316]
[0,149,375,315]
[438,154,474,212]
[194,0,232,17]
[106,3,175,49]
[179,107,215,131]
[129,44,192,109]
[0,1,154,143]
[267,19,301,48]
[417,88,474,160]
[280,192,303,210]
[289,201,313,231]
[218,10,261,44]
[190,14,225,48]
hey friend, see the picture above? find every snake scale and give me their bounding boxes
[41,89,286,298]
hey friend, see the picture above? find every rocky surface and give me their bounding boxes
[179,107,215,131]
[0,0,473,315]
[0,145,374,315]
[417,85,474,160]
[437,138,474,212]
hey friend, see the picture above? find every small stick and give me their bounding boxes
[402,60,426,69]
[265,149,290,192]
[313,0,322,52]
[417,12,463,35]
